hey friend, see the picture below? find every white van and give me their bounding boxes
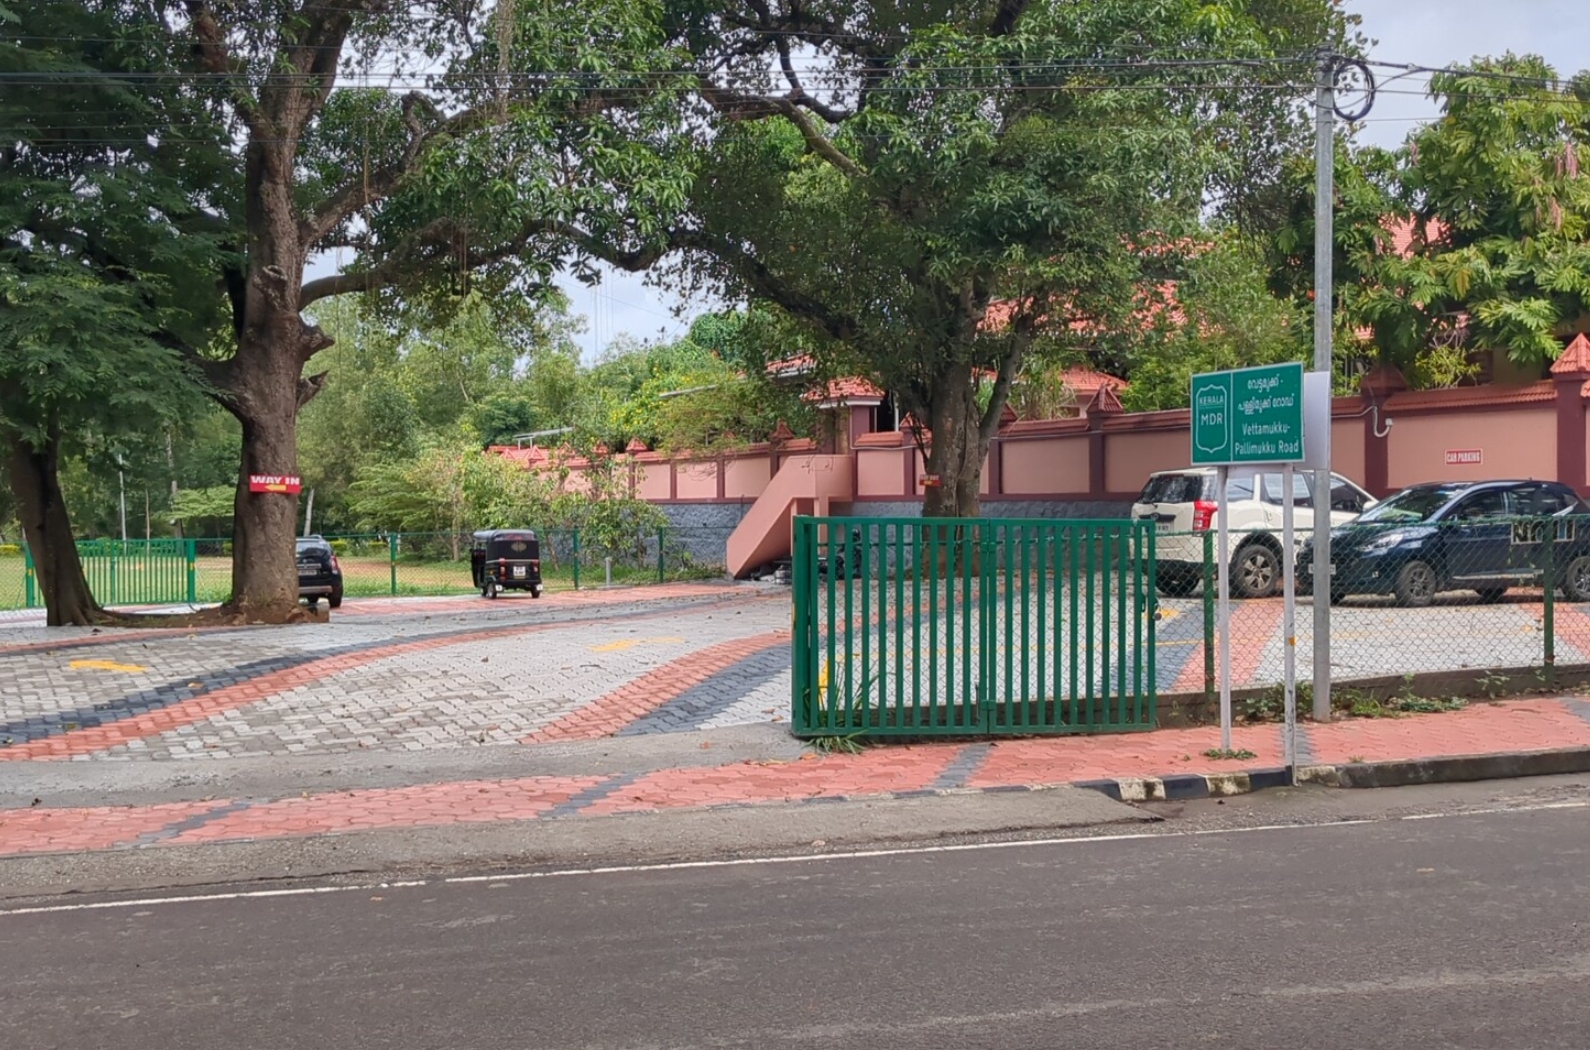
[1132,467,1375,598]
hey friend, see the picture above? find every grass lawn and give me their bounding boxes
[0,551,721,610]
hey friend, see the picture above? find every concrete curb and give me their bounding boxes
[1071,768,1293,802]
[1067,746,1590,801]
[1296,746,1590,789]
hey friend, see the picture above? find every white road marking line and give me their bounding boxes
[3,798,1585,917]
[0,880,429,917]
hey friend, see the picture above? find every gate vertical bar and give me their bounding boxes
[1115,525,1128,725]
[1068,525,1080,726]
[791,517,811,733]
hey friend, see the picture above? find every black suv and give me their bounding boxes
[1299,480,1590,606]
[296,535,344,609]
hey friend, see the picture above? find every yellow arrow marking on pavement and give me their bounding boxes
[588,636,686,653]
[68,659,146,673]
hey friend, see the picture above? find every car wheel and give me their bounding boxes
[1155,570,1200,598]
[328,586,343,610]
[1394,560,1438,607]
[485,580,498,600]
[1231,543,1281,600]
[1562,555,1590,602]
[531,586,543,599]
[1329,588,1348,606]
[1474,587,1508,604]
[305,596,319,609]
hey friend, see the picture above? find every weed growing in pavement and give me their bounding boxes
[1202,748,1258,761]
[1348,755,1366,764]
[1476,671,1513,699]
[808,733,867,756]
[1245,679,1466,722]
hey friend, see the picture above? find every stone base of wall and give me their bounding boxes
[835,500,1134,520]
[657,503,754,570]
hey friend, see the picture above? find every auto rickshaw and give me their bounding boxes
[470,529,544,599]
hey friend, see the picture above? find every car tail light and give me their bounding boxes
[1192,500,1217,531]
[330,555,340,572]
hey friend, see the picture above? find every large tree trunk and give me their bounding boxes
[5,426,105,626]
[921,364,991,519]
[219,180,327,623]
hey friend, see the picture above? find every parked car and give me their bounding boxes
[296,535,343,609]
[1297,479,1590,607]
[1133,467,1376,599]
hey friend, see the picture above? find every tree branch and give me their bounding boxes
[300,99,490,249]
[699,84,866,178]
[183,1,261,134]
[988,0,1031,37]
[298,215,671,308]
[674,229,862,342]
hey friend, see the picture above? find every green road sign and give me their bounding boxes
[1190,362,1305,465]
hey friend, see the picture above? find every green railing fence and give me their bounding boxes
[3,526,727,610]
[791,516,1159,738]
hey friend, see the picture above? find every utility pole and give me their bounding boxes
[1312,56,1335,723]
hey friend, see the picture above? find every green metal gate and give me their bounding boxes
[24,539,197,608]
[791,516,1157,737]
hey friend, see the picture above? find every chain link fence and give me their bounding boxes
[3,527,728,610]
[1153,515,1590,706]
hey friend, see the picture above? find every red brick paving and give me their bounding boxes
[164,775,605,844]
[1169,598,1282,695]
[1303,697,1590,765]
[0,801,218,856]
[578,747,959,816]
[965,724,1287,786]
[4,697,1590,860]
[524,630,791,742]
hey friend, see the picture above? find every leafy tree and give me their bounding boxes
[1269,54,1590,386]
[0,0,227,623]
[170,485,237,537]
[1116,234,1309,412]
[10,0,691,620]
[661,0,1353,516]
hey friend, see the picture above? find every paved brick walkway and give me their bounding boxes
[0,584,794,761]
[4,696,1590,858]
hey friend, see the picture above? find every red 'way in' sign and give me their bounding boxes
[248,475,302,493]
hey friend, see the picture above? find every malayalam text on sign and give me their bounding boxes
[1189,362,1305,466]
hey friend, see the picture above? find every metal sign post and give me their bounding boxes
[1192,362,1308,753]
[1217,465,1232,751]
[1282,464,1298,777]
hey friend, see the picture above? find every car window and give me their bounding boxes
[1225,476,1255,501]
[1358,485,1465,523]
[1260,472,1313,507]
[1139,474,1208,504]
[1327,477,1368,513]
[1516,485,1571,516]
[1450,489,1513,521]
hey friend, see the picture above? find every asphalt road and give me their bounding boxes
[4,802,1589,1050]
